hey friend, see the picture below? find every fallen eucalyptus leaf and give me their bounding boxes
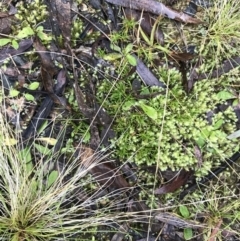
[154,170,192,194]
[135,56,166,88]
[106,0,202,24]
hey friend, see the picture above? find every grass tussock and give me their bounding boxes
[199,0,240,59]
[0,111,131,240]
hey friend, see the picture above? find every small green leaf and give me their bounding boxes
[213,119,224,130]
[37,120,48,135]
[124,43,133,54]
[17,26,34,39]
[47,170,58,189]
[179,205,190,218]
[24,93,35,101]
[34,143,51,156]
[36,26,44,32]
[19,147,32,163]
[126,54,137,66]
[37,31,52,41]
[28,82,40,90]
[195,137,205,147]
[140,88,150,95]
[122,100,135,111]
[233,99,239,106]
[9,89,20,97]
[217,91,235,101]
[184,228,193,240]
[83,131,91,143]
[110,43,121,53]
[103,53,122,61]
[30,179,38,193]
[139,103,158,121]
[139,27,151,45]
[26,161,33,174]
[11,40,19,49]
[0,38,11,46]
[200,128,211,138]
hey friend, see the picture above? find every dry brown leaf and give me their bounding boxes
[79,146,130,189]
[33,38,58,93]
[154,170,192,194]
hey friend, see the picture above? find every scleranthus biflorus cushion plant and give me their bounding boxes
[97,66,239,177]
[0,112,130,241]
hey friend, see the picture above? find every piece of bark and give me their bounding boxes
[34,38,58,93]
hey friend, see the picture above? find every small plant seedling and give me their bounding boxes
[103,43,137,66]
[179,205,193,240]
[8,81,40,102]
[0,26,51,49]
[137,102,158,121]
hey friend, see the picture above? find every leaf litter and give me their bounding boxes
[0,0,240,240]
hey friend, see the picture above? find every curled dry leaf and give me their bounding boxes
[154,169,192,194]
[106,0,202,24]
[79,146,130,189]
